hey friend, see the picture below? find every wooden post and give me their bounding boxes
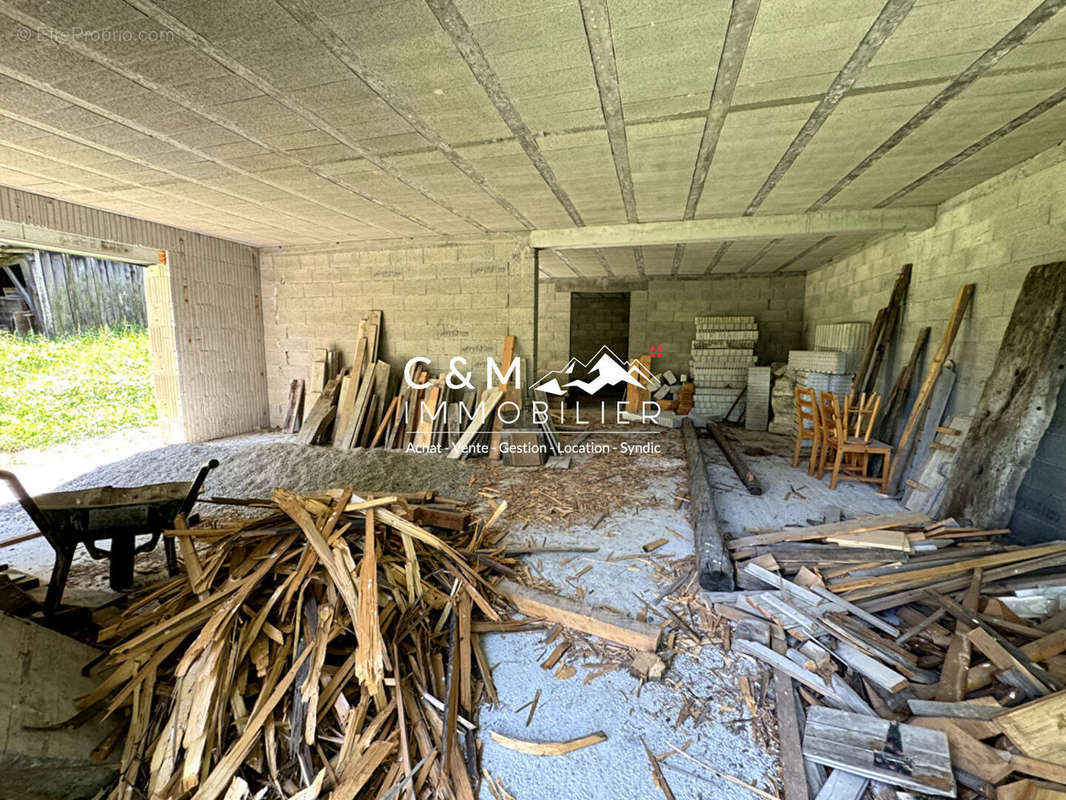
[886,283,975,495]
[682,419,734,591]
[939,262,1066,527]
[707,423,763,495]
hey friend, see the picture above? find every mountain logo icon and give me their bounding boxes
[532,346,660,396]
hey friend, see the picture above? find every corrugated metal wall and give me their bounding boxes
[0,186,268,443]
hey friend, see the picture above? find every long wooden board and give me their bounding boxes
[496,580,660,651]
[803,707,955,796]
[729,512,929,550]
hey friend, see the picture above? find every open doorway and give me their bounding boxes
[1,247,161,491]
[568,292,631,400]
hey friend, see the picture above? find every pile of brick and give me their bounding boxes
[813,321,869,372]
[768,350,855,435]
[689,315,758,420]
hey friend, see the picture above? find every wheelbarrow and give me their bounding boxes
[0,460,219,613]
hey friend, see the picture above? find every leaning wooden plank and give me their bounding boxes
[802,707,955,796]
[996,690,1066,767]
[447,389,503,460]
[940,263,1066,526]
[281,379,305,434]
[886,283,975,495]
[488,335,516,460]
[495,579,660,651]
[295,375,342,445]
[489,730,606,756]
[682,418,734,591]
[729,512,930,550]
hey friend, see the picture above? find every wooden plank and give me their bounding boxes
[295,375,342,445]
[447,389,503,460]
[488,335,516,460]
[968,630,1066,692]
[909,717,1013,783]
[997,690,1066,766]
[825,531,911,552]
[802,707,955,796]
[495,580,660,651]
[331,373,358,446]
[887,283,974,495]
[729,512,929,550]
[968,627,1050,698]
[771,628,811,800]
[906,699,1004,721]
[281,379,304,434]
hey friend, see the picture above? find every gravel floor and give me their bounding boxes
[1,434,473,578]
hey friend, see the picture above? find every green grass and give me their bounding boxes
[0,326,156,454]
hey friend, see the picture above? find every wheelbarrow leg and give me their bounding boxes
[45,545,75,615]
[109,533,136,591]
[164,535,179,577]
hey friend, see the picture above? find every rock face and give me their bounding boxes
[0,614,117,799]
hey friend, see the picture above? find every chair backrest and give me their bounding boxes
[795,386,819,432]
[844,392,882,442]
[819,391,844,441]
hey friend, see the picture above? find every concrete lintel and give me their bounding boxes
[530,208,935,250]
[542,276,649,293]
[0,220,160,264]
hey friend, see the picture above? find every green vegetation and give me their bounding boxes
[0,326,156,454]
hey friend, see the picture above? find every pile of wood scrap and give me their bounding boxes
[289,323,541,463]
[82,487,523,800]
[719,511,1066,799]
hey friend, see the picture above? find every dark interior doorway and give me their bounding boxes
[568,292,631,400]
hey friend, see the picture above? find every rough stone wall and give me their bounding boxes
[260,237,535,426]
[0,186,267,442]
[538,275,806,377]
[803,145,1066,415]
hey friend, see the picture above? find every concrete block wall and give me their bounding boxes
[0,186,267,442]
[260,237,535,426]
[569,293,631,362]
[536,275,806,378]
[803,144,1066,416]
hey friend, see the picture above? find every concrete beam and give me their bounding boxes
[0,220,160,264]
[530,208,935,250]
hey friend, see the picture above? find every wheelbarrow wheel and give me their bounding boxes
[109,534,136,591]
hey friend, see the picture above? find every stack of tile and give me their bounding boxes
[689,315,758,420]
[746,366,771,431]
[813,321,869,372]
[787,350,854,397]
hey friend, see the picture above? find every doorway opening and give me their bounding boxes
[567,292,631,402]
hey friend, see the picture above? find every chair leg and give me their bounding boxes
[881,452,891,494]
[45,546,75,615]
[808,434,820,476]
[792,430,802,468]
[830,447,845,490]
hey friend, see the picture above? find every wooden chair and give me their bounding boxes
[792,386,821,475]
[817,392,893,493]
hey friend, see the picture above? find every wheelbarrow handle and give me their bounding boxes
[180,459,220,518]
[0,469,52,534]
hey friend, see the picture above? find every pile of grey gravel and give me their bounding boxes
[0,440,474,538]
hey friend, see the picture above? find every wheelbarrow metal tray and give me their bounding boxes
[32,483,196,539]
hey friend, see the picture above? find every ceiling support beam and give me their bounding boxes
[0,221,160,265]
[810,0,1066,210]
[773,237,834,272]
[424,0,614,275]
[671,0,761,275]
[578,0,645,277]
[125,0,490,233]
[530,208,935,250]
[273,0,534,229]
[744,0,916,215]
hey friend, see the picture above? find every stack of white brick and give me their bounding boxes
[746,366,771,431]
[689,315,758,419]
[814,322,869,373]
[769,350,856,436]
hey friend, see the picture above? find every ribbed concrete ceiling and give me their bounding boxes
[0,0,1063,277]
